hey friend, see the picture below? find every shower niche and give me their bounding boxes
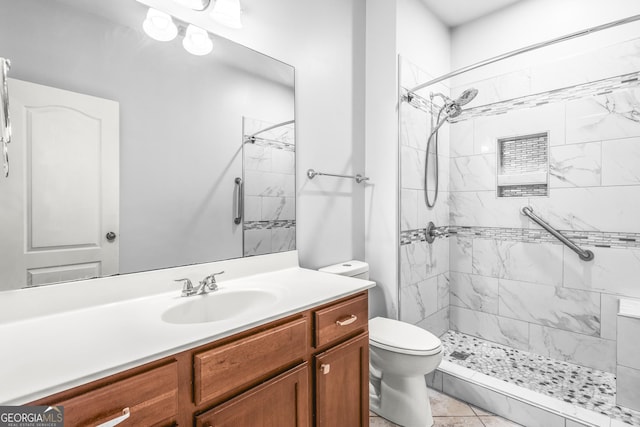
[496,132,549,198]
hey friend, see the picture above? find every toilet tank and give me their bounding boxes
[319,260,369,280]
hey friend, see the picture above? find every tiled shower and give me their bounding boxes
[399,34,640,425]
[243,117,296,256]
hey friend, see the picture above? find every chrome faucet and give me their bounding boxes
[174,271,225,297]
[174,278,196,297]
[198,271,224,294]
[426,221,448,244]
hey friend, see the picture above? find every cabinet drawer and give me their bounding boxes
[195,363,309,427]
[314,294,368,348]
[53,361,178,427]
[194,317,308,405]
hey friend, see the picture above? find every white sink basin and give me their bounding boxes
[162,289,279,324]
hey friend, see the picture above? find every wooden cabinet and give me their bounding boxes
[194,317,308,405]
[314,293,368,348]
[195,363,309,427]
[32,292,368,427]
[315,334,369,427]
[46,361,178,427]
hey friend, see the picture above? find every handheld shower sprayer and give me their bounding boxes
[424,88,478,208]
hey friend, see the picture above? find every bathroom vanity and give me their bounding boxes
[0,252,373,427]
[31,292,369,426]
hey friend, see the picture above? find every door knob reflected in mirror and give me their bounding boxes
[106,232,117,242]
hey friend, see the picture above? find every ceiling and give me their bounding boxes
[420,0,525,27]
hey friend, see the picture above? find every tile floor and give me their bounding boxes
[369,388,522,426]
[442,331,640,425]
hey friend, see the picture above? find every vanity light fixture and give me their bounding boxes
[210,0,243,29]
[142,8,178,41]
[183,24,213,56]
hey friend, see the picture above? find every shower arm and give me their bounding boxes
[521,206,594,262]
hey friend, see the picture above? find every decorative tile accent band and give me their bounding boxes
[244,220,296,230]
[452,70,640,122]
[243,138,295,152]
[401,89,433,115]
[450,225,640,249]
[498,184,548,198]
[400,225,640,249]
[400,227,448,245]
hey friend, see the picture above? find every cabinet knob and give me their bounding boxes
[320,364,331,375]
[335,314,357,326]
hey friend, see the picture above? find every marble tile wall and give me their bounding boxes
[446,36,640,375]
[399,40,640,382]
[442,372,566,427]
[399,57,451,335]
[243,117,295,256]
[617,312,640,412]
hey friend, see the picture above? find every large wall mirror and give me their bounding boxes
[0,0,295,291]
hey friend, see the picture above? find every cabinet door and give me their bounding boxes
[51,362,178,427]
[315,333,369,427]
[195,363,309,427]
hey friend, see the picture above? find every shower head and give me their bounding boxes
[430,87,478,113]
[454,88,478,106]
[444,102,462,118]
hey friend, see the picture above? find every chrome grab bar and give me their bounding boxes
[1,57,11,178]
[307,168,369,184]
[521,206,594,262]
[234,177,243,225]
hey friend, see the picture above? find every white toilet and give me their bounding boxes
[319,261,443,427]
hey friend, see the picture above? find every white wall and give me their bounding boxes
[397,0,451,80]
[365,0,399,318]
[395,0,452,330]
[452,0,640,72]
[146,0,367,270]
[365,0,451,319]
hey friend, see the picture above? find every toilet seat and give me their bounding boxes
[369,317,442,356]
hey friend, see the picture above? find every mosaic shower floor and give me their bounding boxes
[441,331,640,426]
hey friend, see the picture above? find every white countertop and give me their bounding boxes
[0,252,374,405]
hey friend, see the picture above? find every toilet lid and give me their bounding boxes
[369,317,442,356]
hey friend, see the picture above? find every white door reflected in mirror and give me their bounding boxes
[0,79,119,290]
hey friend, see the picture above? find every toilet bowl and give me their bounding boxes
[319,260,443,427]
[369,316,442,427]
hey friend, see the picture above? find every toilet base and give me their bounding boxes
[370,373,433,427]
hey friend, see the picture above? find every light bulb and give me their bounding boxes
[182,24,213,56]
[142,8,178,42]
[210,0,243,29]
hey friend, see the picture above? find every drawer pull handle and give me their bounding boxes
[320,363,331,374]
[97,407,130,427]
[335,315,357,326]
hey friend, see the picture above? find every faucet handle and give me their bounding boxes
[200,271,225,290]
[175,278,195,296]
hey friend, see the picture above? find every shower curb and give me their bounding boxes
[427,360,630,427]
